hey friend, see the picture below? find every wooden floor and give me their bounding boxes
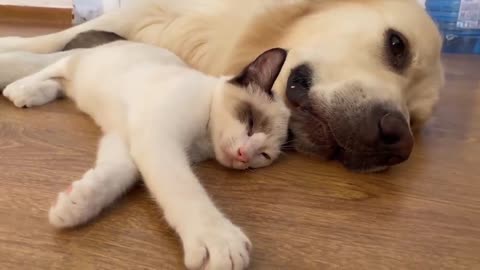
[0,0,71,8]
[1,24,480,270]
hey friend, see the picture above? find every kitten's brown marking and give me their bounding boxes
[235,101,272,135]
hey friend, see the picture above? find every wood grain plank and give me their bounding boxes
[0,0,72,9]
[0,5,72,26]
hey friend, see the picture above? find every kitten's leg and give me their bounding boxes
[0,50,79,90]
[130,139,251,270]
[49,133,139,228]
[0,9,133,53]
[2,54,77,107]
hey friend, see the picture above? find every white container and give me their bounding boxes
[73,0,127,24]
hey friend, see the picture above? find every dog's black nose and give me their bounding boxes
[375,110,414,165]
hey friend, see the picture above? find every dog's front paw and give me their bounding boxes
[181,217,252,270]
[3,78,61,108]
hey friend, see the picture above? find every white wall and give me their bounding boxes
[102,0,136,12]
[102,0,120,12]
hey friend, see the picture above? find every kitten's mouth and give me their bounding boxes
[231,160,249,170]
[220,148,249,170]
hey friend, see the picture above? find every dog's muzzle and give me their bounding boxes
[329,102,414,172]
[287,91,414,172]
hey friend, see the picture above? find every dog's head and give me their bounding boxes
[274,0,444,172]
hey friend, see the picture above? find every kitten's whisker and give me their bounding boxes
[284,140,295,144]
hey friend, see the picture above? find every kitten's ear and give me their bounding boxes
[230,48,288,96]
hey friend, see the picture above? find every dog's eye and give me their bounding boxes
[261,152,271,160]
[385,29,410,71]
[390,34,405,56]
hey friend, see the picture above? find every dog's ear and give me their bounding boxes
[230,48,288,96]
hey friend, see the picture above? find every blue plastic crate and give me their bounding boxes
[426,0,480,54]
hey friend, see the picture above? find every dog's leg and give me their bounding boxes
[0,9,135,54]
[0,29,127,90]
[0,9,137,88]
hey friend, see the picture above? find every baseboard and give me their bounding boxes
[0,4,72,27]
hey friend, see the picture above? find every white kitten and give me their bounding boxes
[3,41,290,270]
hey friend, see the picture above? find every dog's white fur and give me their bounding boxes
[0,0,443,129]
[4,41,291,270]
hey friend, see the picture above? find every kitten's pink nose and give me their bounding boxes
[236,147,249,163]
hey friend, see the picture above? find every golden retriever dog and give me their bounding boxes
[0,0,444,172]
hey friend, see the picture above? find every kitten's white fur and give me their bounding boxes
[3,41,290,270]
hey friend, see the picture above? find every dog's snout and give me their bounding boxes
[326,102,415,171]
[379,113,404,145]
[378,111,414,165]
[379,112,410,146]
[289,80,419,171]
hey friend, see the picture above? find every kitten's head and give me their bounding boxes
[211,48,290,170]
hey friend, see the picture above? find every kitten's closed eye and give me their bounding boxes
[237,102,271,137]
[248,115,254,136]
[262,153,271,160]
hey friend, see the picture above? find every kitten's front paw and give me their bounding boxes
[3,78,61,108]
[49,170,101,228]
[181,217,252,270]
